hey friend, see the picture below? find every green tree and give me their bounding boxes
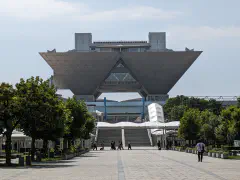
[215,106,240,145]
[164,96,223,118]
[207,99,222,115]
[164,95,189,118]
[237,97,240,108]
[215,121,228,144]
[0,83,22,165]
[64,97,87,147]
[82,113,95,139]
[178,109,201,145]
[16,76,64,160]
[198,110,219,144]
[168,105,188,121]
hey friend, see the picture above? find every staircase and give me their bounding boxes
[97,129,122,146]
[125,129,150,147]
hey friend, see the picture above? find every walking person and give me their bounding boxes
[93,142,97,151]
[117,141,121,150]
[157,140,161,150]
[128,142,132,150]
[100,141,104,150]
[196,140,205,162]
[120,141,124,150]
[110,141,113,150]
[113,141,116,150]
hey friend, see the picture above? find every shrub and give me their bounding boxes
[221,146,240,151]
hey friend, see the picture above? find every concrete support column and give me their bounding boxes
[17,140,19,153]
[164,128,167,149]
[95,128,99,142]
[122,129,125,148]
[162,129,165,148]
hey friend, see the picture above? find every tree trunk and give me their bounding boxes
[63,138,68,150]
[5,132,12,166]
[68,139,72,148]
[43,139,48,157]
[31,137,36,161]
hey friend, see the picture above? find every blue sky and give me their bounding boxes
[0,0,240,101]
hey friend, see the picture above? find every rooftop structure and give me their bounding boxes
[40,32,202,102]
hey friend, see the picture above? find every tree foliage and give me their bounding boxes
[198,110,219,143]
[15,76,65,160]
[0,83,22,165]
[65,97,87,140]
[0,76,95,164]
[164,96,222,121]
[178,109,201,142]
[168,105,188,122]
[215,106,240,144]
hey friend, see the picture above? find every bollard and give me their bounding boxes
[18,157,24,166]
[26,156,31,166]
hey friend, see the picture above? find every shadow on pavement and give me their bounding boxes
[30,164,76,169]
[0,163,76,169]
[33,160,77,164]
[76,155,99,158]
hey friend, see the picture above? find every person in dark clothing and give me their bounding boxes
[100,142,104,150]
[113,141,116,150]
[117,141,121,150]
[120,141,124,150]
[196,140,205,162]
[110,141,113,150]
[93,142,97,150]
[128,142,132,150]
[157,140,161,150]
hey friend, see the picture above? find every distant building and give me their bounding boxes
[40,32,202,104]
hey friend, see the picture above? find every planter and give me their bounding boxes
[49,152,54,158]
[188,149,192,153]
[208,152,212,157]
[63,150,89,160]
[212,152,216,158]
[216,153,221,158]
[63,153,75,160]
[26,156,31,166]
[221,153,228,159]
[18,157,24,166]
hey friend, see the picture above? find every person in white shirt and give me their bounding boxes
[196,140,205,162]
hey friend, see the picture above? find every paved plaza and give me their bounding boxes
[1,147,240,180]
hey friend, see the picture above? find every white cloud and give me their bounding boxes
[0,0,85,20]
[76,6,182,21]
[0,0,182,21]
[168,26,240,40]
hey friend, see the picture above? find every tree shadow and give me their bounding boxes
[0,163,22,169]
[29,164,76,169]
[33,160,77,164]
[88,151,105,153]
[0,163,76,169]
[76,155,99,158]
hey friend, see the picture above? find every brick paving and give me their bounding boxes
[0,147,240,180]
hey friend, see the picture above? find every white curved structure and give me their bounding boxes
[148,103,165,123]
[97,121,179,129]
